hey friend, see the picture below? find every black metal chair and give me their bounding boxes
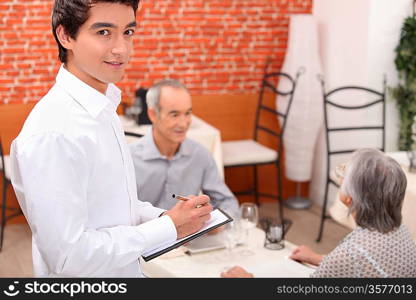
[222,68,303,237]
[124,131,144,147]
[316,76,386,242]
[135,88,152,125]
[0,138,22,251]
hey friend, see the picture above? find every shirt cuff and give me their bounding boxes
[136,215,177,251]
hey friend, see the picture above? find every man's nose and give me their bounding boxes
[111,35,128,56]
[178,115,191,127]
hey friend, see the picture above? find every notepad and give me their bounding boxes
[184,229,244,254]
[141,208,233,261]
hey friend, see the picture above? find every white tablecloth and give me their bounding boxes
[120,114,224,178]
[329,152,416,239]
[139,227,315,278]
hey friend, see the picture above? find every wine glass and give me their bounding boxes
[239,202,259,256]
[219,221,242,272]
[334,163,347,185]
[225,221,242,253]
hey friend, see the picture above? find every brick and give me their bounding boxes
[0,64,12,70]
[7,40,25,46]
[26,19,49,26]
[0,79,14,84]
[26,26,51,32]
[0,87,10,92]
[20,33,44,39]
[8,11,26,18]
[2,33,19,39]
[2,48,25,54]
[18,78,36,84]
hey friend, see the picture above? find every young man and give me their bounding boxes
[10,0,212,277]
[129,80,239,218]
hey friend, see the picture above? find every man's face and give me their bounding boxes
[152,86,192,145]
[63,3,136,93]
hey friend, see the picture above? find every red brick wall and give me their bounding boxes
[0,0,312,104]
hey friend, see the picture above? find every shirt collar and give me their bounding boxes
[141,130,191,161]
[55,65,121,118]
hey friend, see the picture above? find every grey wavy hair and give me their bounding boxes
[146,79,188,115]
[340,148,407,233]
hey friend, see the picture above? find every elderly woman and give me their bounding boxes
[222,148,416,278]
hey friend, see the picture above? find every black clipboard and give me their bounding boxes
[141,208,233,262]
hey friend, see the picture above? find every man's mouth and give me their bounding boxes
[173,130,186,135]
[104,61,124,67]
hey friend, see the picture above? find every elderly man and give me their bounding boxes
[129,79,239,218]
[222,148,416,277]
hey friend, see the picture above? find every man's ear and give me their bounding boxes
[55,25,73,50]
[147,107,157,124]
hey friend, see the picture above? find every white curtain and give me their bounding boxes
[276,14,324,182]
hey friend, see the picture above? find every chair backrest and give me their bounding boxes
[124,131,144,139]
[318,76,386,177]
[124,131,144,145]
[253,68,303,152]
[134,88,152,125]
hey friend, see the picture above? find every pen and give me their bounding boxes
[172,194,191,201]
[172,194,203,208]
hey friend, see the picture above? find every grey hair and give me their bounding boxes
[340,148,407,233]
[146,79,188,115]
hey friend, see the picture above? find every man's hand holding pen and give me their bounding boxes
[165,194,212,239]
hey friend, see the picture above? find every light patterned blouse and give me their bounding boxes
[311,224,416,277]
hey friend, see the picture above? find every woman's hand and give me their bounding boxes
[220,266,253,278]
[290,245,323,266]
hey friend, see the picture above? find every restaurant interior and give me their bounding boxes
[0,0,415,277]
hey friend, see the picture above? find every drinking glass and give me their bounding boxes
[407,150,416,173]
[225,221,242,254]
[239,202,259,256]
[334,163,347,185]
[264,219,285,250]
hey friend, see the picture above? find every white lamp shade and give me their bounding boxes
[276,14,324,182]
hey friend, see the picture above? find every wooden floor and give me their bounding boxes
[0,202,351,277]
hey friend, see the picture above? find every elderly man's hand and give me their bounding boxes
[220,266,253,278]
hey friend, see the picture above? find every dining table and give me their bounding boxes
[139,227,316,278]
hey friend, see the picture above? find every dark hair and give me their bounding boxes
[52,0,139,63]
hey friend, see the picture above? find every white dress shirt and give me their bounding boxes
[10,66,177,277]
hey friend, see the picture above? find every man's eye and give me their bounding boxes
[125,29,135,36]
[98,29,110,36]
